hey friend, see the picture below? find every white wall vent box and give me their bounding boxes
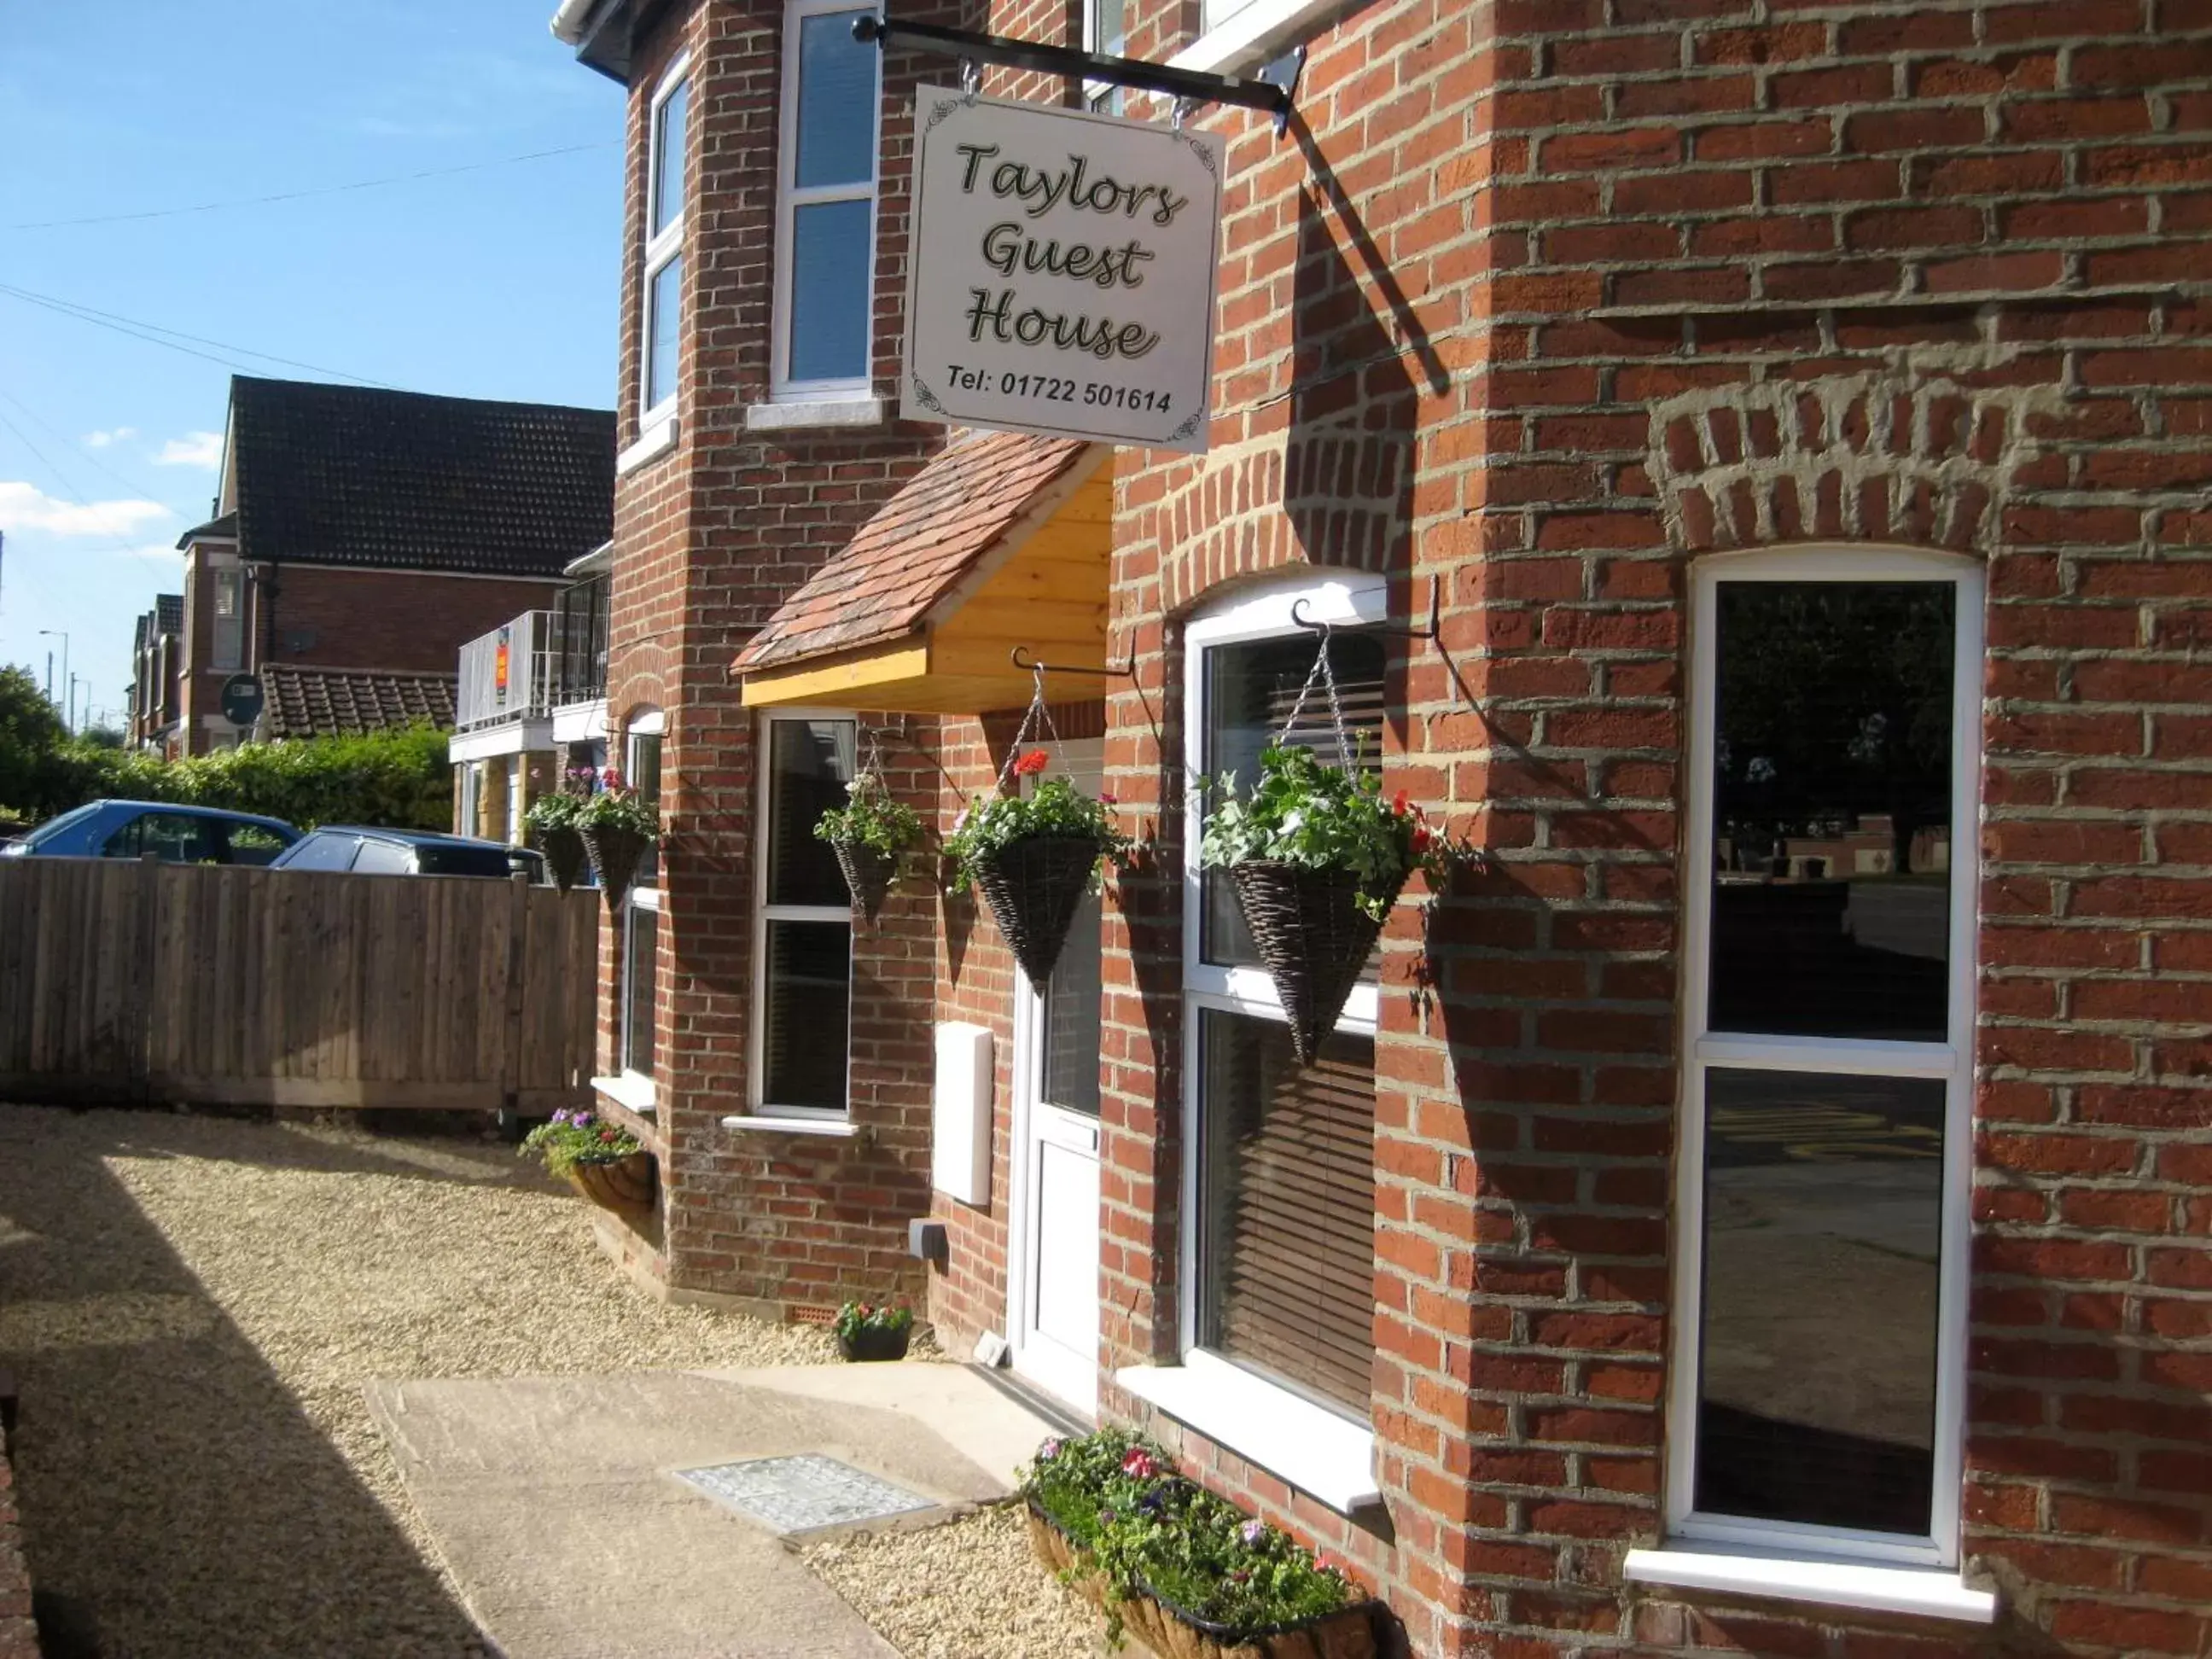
[931,1022,992,1205]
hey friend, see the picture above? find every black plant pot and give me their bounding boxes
[832,841,899,921]
[837,1324,911,1362]
[971,835,1102,992]
[581,823,652,913]
[538,824,588,894]
[1228,860,1407,1067]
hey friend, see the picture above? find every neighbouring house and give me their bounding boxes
[555,3,2212,1657]
[448,544,614,844]
[125,592,183,753]
[160,375,615,757]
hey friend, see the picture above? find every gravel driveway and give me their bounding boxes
[0,1103,1103,1659]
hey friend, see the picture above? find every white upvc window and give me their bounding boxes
[210,567,245,671]
[618,710,666,1086]
[1083,0,1126,112]
[748,710,858,1117]
[638,55,691,430]
[1643,546,1988,1614]
[1116,573,1392,1513]
[772,0,880,400]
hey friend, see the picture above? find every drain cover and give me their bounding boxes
[676,1453,937,1535]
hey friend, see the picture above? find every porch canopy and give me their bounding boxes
[736,431,1111,713]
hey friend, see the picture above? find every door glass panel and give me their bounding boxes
[765,719,854,907]
[789,200,872,383]
[762,919,850,1109]
[1041,888,1103,1115]
[1201,630,1388,969]
[1708,582,1955,1041]
[1696,1067,1945,1536]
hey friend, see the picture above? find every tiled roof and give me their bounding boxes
[155,593,183,636]
[176,510,237,548]
[262,665,457,740]
[736,432,1097,672]
[229,376,614,579]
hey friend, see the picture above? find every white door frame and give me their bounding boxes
[1004,736,1105,1418]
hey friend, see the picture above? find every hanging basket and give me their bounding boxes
[581,824,652,913]
[832,841,899,921]
[972,835,1102,992]
[1229,861,1406,1067]
[565,1150,656,1216]
[538,824,588,894]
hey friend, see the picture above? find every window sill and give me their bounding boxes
[1623,1546,1997,1625]
[1115,1352,1380,1513]
[719,1114,861,1139]
[616,417,678,476]
[592,1073,657,1114]
[1169,0,1350,75]
[742,397,885,433]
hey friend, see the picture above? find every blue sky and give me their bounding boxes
[0,0,623,730]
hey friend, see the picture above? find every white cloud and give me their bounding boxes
[0,480,173,538]
[153,431,224,470]
[82,427,137,448]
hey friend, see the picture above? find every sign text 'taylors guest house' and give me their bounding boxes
[901,86,1226,454]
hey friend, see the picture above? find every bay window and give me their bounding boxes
[774,0,879,398]
[639,56,690,428]
[1639,548,1988,1616]
[751,713,857,1116]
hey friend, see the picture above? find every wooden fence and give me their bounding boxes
[0,858,599,1111]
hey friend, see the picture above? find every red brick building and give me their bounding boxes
[154,376,614,756]
[562,0,2212,1653]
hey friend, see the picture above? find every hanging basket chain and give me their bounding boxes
[996,662,1066,790]
[1274,620,1355,771]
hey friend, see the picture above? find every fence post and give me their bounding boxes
[501,870,531,1109]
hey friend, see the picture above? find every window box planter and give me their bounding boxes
[1026,1502,1381,1659]
[835,1323,912,1363]
[566,1150,656,1217]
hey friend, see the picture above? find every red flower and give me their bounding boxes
[598,1126,619,1142]
[1392,790,1410,816]
[1121,1447,1161,1479]
[1098,791,1117,806]
[1411,824,1435,855]
[1013,750,1050,777]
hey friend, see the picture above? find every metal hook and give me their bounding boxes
[1289,579,1441,643]
[1009,645,1135,677]
[1172,95,1197,130]
[960,55,981,92]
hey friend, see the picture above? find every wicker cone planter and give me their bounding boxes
[565,1150,656,1216]
[581,824,652,913]
[538,825,588,894]
[972,835,1102,992]
[832,841,899,921]
[1025,1504,1379,1659]
[1228,861,1408,1067]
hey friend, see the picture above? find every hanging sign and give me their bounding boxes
[494,627,512,707]
[901,86,1225,454]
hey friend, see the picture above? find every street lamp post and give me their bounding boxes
[38,629,69,735]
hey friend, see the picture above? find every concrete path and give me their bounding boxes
[367,1363,1060,1659]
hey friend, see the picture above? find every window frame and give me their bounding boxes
[210,567,245,672]
[1176,572,1389,1405]
[618,710,666,1087]
[1664,544,1984,1571]
[771,0,880,403]
[747,707,858,1120]
[638,52,691,432]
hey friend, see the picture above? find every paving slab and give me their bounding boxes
[366,1364,1061,1659]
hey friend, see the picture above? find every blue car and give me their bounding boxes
[0,800,301,865]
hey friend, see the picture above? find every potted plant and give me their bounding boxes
[813,771,924,920]
[518,1106,655,1215]
[1200,743,1470,1065]
[574,768,660,912]
[945,751,1127,991]
[1022,1429,1381,1658]
[524,783,590,894]
[832,1300,914,1362]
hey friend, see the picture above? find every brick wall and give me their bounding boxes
[592,0,963,1315]
[1056,0,2212,1655]
[255,564,562,677]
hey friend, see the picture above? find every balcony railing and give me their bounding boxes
[456,611,556,732]
[552,573,608,707]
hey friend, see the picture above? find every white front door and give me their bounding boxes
[1009,739,1104,1417]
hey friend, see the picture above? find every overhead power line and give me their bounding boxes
[9,140,617,231]
[0,393,178,573]
[0,282,392,387]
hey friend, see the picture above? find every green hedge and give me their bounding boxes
[3,724,453,832]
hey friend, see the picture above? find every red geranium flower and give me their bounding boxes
[1392,790,1410,816]
[599,1126,619,1142]
[1121,1447,1161,1479]
[1013,750,1050,777]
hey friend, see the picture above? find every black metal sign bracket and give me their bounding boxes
[853,14,1305,135]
